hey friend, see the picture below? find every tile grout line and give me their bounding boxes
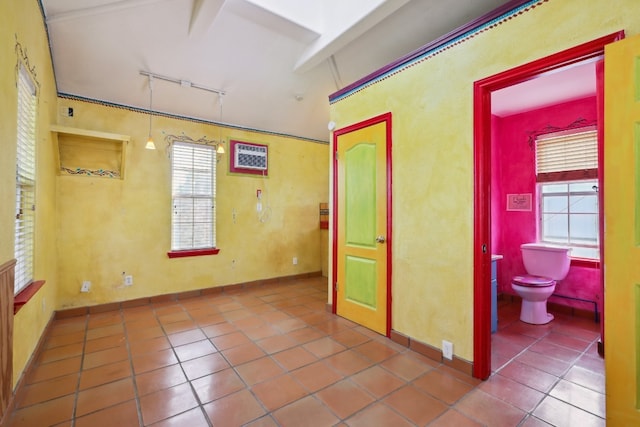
[153,297,213,426]
[69,314,89,427]
[121,307,149,427]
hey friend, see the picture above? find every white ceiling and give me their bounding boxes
[41,0,591,142]
[492,60,597,117]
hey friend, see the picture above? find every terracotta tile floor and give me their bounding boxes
[5,277,605,426]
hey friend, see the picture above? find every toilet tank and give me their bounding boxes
[521,243,571,280]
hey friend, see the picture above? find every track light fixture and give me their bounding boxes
[139,71,227,153]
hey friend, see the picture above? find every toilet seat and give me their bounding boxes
[512,275,555,287]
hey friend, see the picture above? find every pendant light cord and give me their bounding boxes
[217,94,225,154]
[148,75,154,138]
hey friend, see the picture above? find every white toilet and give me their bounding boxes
[511,243,571,325]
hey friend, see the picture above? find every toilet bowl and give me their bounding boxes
[511,243,571,325]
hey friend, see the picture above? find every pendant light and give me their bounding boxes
[216,94,225,154]
[145,75,156,150]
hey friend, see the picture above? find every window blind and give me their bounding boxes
[15,66,37,294]
[171,142,216,251]
[535,128,598,182]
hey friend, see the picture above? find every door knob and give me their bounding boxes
[376,235,386,243]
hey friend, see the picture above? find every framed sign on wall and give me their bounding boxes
[506,193,532,211]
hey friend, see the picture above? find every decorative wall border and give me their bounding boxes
[60,167,120,178]
[329,0,548,104]
[15,35,41,95]
[526,117,597,148]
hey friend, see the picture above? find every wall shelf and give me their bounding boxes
[51,125,129,179]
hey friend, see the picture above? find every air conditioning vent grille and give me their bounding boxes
[234,143,267,170]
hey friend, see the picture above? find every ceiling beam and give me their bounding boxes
[293,0,409,74]
[226,0,320,43]
[189,0,226,38]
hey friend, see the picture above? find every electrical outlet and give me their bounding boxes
[81,281,91,293]
[42,297,46,313]
[125,275,133,286]
[58,106,73,117]
[442,340,453,360]
[293,257,298,265]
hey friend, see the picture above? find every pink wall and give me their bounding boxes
[491,96,602,316]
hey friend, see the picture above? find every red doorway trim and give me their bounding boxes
[332,112,393,337]
[596,59,605,356]
[472,31,624,380]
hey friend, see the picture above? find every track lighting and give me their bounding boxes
[139,71,228,153]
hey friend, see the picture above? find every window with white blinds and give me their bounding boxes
[535,127,600,259]
[15,66,37,294]
[535,128,598,182]
[171,142,216,251]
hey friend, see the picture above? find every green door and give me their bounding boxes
[335,115,390,335]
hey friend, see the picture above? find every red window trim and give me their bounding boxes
[537,169,597,183]
[14,279,46,314]
[571,257,599,269]
[167,248,220,258]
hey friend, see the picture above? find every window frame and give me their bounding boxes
[14,64,38,295]
[535,127,599,261]
[538,180,599,260]
[168,141,219,258]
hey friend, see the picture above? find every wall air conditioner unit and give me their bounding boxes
[230,140,269,176]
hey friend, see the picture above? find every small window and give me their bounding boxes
[15,66,37,294]
[539,180,599,259]
[170,142,216,252]
[536,128,599,259]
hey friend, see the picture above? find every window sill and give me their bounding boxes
[167,248,220,259]
[571,257,600,268]
[14,280,46,314]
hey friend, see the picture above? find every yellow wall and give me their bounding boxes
[54,99,329,308]
[1,0,329,390]
[330,0,640,362]
[1,0,60,387]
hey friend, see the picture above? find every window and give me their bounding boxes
[170,142,216,254]
[535,128,599,259]
[539,181,599,259]
[15,66,37,294]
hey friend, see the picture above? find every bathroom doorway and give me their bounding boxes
[472,32,623,380]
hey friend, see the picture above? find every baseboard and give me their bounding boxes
[389,330,474,377]
[55,271,323,319]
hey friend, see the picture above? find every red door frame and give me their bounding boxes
[472,31,624,380]
[595,59,605,357]
[332,112,393,337]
